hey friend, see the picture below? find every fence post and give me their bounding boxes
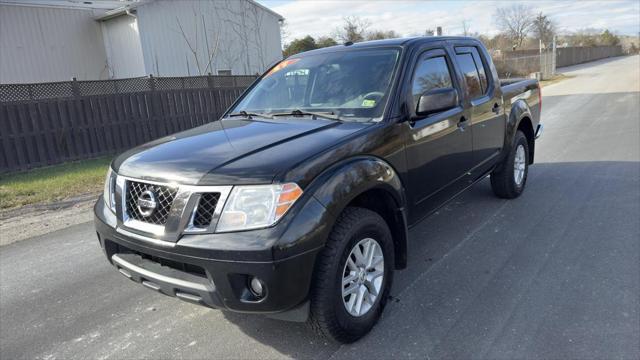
[207,72,214,88]
[71,77,80,97]
[552,36,557,76]
[539,39,543,79]
[27,84,34,101]
[148,74,156,92]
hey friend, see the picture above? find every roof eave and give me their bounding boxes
[94,1,146,21]
[248,0,284,21]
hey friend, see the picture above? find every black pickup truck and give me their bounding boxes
[95,36,542,343]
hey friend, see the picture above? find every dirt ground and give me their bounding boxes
[0,194,97,246]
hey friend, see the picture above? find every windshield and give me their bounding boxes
[229,48,400,122]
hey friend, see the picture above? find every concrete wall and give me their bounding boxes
[556,46,623,67]
[136,0,282,76]
[0,4,108,83]
[101,14,145,78]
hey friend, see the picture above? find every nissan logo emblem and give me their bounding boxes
[136,190,157,217]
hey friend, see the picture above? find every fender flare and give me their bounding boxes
[305,156,409,269]
[505,99,536,163]
[505,100,533,148]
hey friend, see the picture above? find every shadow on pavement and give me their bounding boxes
[222,161,639,359]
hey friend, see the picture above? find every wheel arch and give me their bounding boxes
[517,116,535,164]
[507,100,535,164]
[307,156,409,269]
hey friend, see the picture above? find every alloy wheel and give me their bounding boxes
[514,144,526,186]
[341,238,384,317]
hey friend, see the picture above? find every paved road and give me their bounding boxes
[1,55,639,360]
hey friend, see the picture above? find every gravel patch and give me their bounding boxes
[0,194,98,246]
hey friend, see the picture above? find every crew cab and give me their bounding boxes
[95,36,542,343]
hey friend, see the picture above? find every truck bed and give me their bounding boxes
[500,78,541,124]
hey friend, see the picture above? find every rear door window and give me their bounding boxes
[454,52,483,99]
[455,46,491,99]
[469,49,488,91]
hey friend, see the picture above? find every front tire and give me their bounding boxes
[308,207,394,343]
[491,130,529,199]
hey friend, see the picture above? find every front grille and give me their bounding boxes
[125,181,177,225]
[193,193,221,227]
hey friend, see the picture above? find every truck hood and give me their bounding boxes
[113,118,369,185]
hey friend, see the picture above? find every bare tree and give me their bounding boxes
[175,14,202,73]
[174,4,221,75]
[247,2,268,70]
[366,29,400,41]
[213,0,252,74]
[212,0,275,74]
[462,20,471,36]
[566,28,601,47]
[280,19,290,46]
[495,4,534,49]
[335,16,371,43]
[532,12,556,46]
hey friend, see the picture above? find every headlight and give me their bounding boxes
[216,183,303,232]
[103,167,116,213]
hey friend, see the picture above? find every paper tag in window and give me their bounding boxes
[265,59,300,77]
[362,99,376,107]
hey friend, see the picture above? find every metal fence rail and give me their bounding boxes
[493,54,542,78]
[0,75,256,173]
[0,75,256,103]
[492,45,623,78]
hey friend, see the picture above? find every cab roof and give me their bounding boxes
[289,36,477,58]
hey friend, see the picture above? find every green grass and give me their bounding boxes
[0,157,112,210]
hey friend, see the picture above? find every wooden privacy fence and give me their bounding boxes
[0,75,256,173]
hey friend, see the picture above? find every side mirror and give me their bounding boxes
[415,88,459,117]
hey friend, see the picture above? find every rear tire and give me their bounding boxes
[491,130,529,199]
[308,207,394,343]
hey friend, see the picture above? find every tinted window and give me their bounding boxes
[232,49,400,122]
[455,53,482,99]
[469,48,488,92]
[411,56,453,107]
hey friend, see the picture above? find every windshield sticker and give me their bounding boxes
[265,59,301,77]
[362,99,376,107]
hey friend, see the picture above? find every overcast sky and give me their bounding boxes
[257,0,640,41]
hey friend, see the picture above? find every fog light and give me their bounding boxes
[249,277,265,297]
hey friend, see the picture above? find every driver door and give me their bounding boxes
[404,48,474,223]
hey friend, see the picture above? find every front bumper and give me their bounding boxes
[95,195,331,318]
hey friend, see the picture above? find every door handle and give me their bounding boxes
[491,103,501,114]
[457,116,468,131]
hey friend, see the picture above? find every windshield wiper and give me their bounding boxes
[227,110,274,119]
[271,109,342,121]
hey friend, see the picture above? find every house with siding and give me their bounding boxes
[0,0,284,83]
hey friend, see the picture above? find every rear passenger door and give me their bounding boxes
[403,48,474,222]
[453,46,505,168]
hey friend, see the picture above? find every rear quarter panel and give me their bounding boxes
[501,79,541,152]
[501,79,541,129]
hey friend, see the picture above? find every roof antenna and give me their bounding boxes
[344,41,354,46]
